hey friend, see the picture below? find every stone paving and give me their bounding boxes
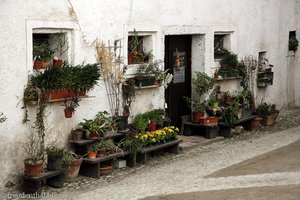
[3,108,300,200]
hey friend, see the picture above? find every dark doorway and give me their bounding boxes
[165,35,192,128]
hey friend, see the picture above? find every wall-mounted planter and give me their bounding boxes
[257,71,273,88]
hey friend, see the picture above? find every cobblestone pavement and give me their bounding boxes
[4,108,300,200]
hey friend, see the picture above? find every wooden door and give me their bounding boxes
[165,35,192,128]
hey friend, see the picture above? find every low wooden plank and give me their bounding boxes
[140,139,182,154]
[22,170,65,182]
[83,151,131,164]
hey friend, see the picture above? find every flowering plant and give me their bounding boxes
[135,126,179,147]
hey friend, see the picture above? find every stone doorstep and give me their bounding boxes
[178,135,224,152]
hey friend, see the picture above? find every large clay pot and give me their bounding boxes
[24,162,44,177]
[64,157,83,181]
[192,111,205,123]
[253,116,263,129]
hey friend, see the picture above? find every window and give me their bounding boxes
[128,30,153,65]
[288,31,298,52]
[214,33,231,59]
[33,31,70,69]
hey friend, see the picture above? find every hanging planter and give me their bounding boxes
[64,108,73,118]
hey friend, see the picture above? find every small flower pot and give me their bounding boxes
[47,156,63,171]
[199,117,219,125]
[53,59,63,67]
[33,60,43,70]
[97,149,106,157]
[71,129,83,141]
[100,164,113,175]
[64,108,73,118]
[88,151,97,159]
[264,115,277,126]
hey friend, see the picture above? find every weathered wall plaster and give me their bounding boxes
[0,0,298,189]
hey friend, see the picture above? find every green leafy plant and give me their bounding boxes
[122,78,136,110]
[256,103,279,117]
[289,37,299,52]
[220,102,239,125]
[63,152,81,168]
[98,139,116,150]
[0,112,7,123]
[132,113,148,133]
[184,94,206,112]
[118,132,141,164]
[193,71,215,95]
[46,146,65,158]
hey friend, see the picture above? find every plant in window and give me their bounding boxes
[289,37,299,52]
[33,41,54,69]
[0,112,7,124]
[50,33,70,67]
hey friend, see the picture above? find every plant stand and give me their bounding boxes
[183,122,219,139]
[79,151,130,178]
[22,170,65,194]
[219,115,255,138]
[136,139,182,164]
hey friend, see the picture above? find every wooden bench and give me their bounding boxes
[219,115,256,137]
[137,139,182,164]
[70,131,125,155]
[183,122,219,139]
[79,151,130,178]
[22,169,65,194]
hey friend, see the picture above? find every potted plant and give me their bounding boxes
[186,71,215,122]
[46,145,65,171]
[220,102,239,126]
[87,143,98,159]
[256,103,279,126]
[0,112,7,123]
[23,131,45,177]
[98,139,117,155]
[50,34,69,67]
[118,132,141,165]
[289,37,299,52]
[63,96,80,118]
[122,78,136,116]
[128,29,144,64]
[33,41,53,69]
[63,152,83,181]
[132,113,148,133]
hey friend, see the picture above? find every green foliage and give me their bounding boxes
[256,103,279,117]
[30,63,100,92]
[46,146,65,158]
[193,71,215,96]
[79,111,113,139]
[136,60,164,78]
[118,132,141,164]
[122,78,136,108]
[63,152,81,168]
[132,113,148,132]
[220,52,239,69]
[98,139,116,150]
[0,112,7,123]
[89,142,100,152]
[220,102,239,125]
[289,37,299,52]
[184,94,206,112]
[33,42,53,61]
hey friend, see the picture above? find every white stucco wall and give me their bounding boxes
[0,0,298,189]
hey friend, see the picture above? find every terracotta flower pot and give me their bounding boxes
[24,162,44,177]
[264,115,277,126]
[64,108,73,118]
[253,116,263,129]
[148,120,157,132]
[88,151,97,159]
[192,111,205,123]
[100,164,113,175]
[53,59,63,67]
[33,60,43,70]
[64,157,83,181]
